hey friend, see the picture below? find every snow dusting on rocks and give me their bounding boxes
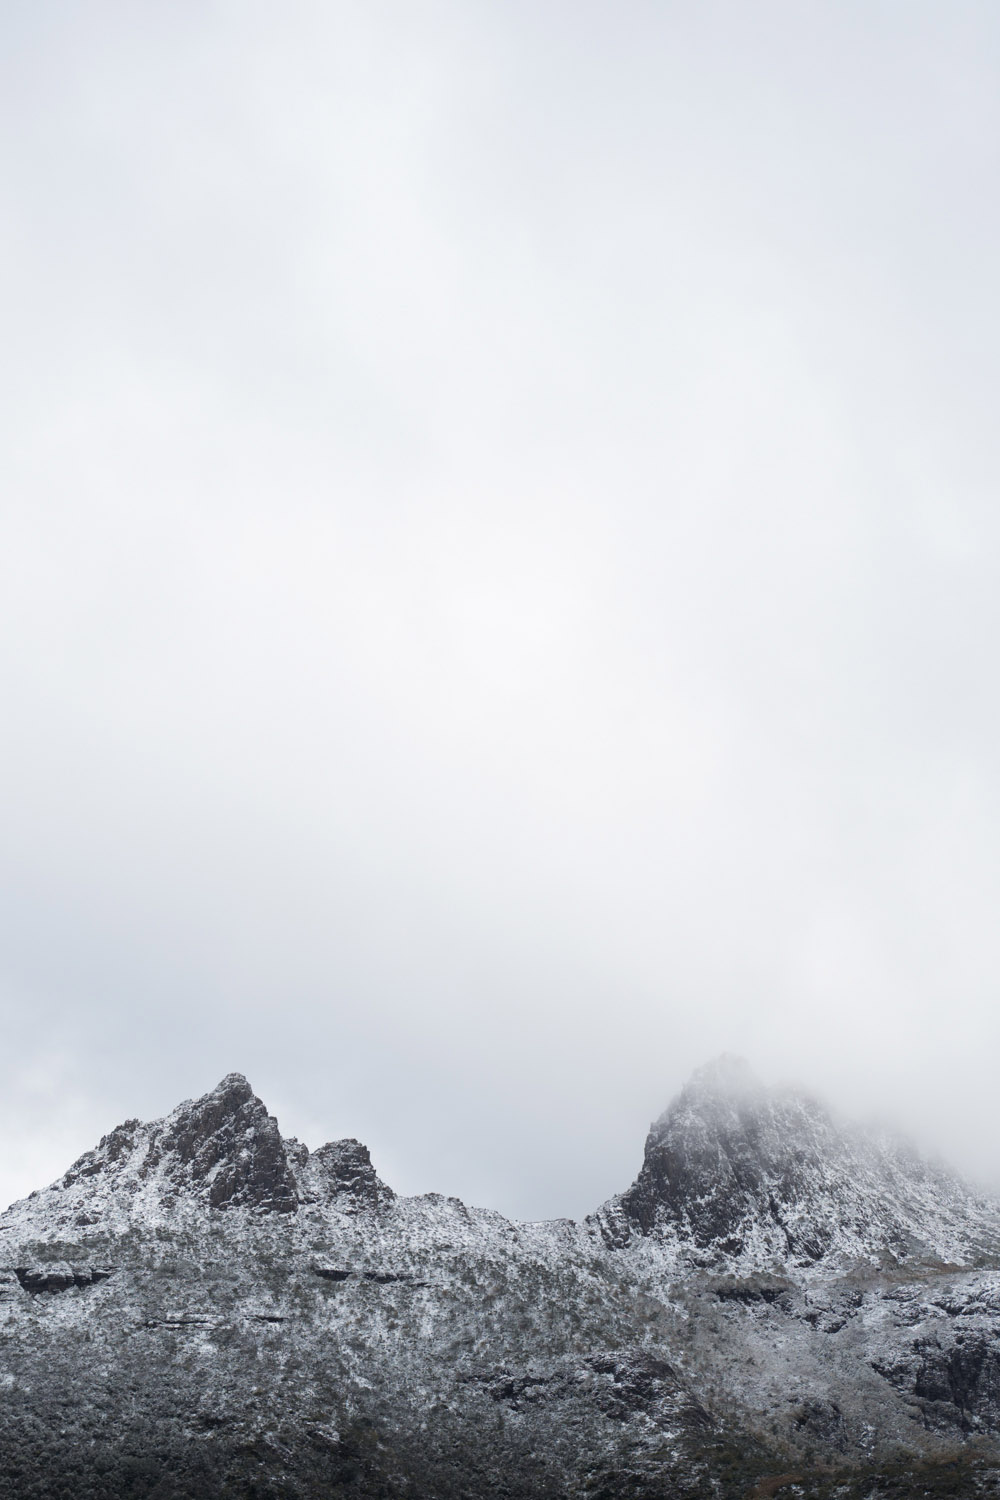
[4,1060,1000,1498]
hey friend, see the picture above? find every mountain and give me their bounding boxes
[3,1061,1000,1499]
[16,1071,392,1230]
[593,1055,1000,1270]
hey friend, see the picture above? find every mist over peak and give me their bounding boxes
[3,0,1000,1228]
[8,1058,996,1282]
[592,1058,999,1273]
[677,1052,762,1101]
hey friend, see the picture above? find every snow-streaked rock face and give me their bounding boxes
[4,1060,1000,1499]
[5,1072,399,1235]
[45,1071,298,1218]
[592,1055,1000,1272]
[293,1135,395,1212]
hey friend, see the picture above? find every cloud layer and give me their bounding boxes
[3,1,1000,1218]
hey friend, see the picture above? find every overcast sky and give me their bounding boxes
[3,1,1000,1220]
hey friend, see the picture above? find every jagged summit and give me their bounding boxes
[593,1058,1000,1271]
[37,1071,298,1221]
[211,1071,255,1098]
[5,1073,392,1231]
[6,1060,999,1276]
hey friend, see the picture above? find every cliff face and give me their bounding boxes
[3,1061,1000,1500]
[49,1071,297,1218]
[18,1071,394,1231]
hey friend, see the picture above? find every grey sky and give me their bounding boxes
[3,1,1000,1220]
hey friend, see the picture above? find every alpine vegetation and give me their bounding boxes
[4,1061,1000,1498]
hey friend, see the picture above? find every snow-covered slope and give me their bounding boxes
[3,1060,1000,1500]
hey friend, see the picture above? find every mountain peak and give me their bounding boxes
[14,1074,301,1224]
[593,1061,998,1271]
[209,1071,255,1099]
[7,1061,997,1277]
[3,1073,399,1229]
[149,1073,298,1212]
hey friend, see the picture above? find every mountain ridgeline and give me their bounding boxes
[48,1070,391,1222]
[4,1060,1000,1499]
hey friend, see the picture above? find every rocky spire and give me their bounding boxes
[58,1073,299,1215]
[143,1072,299,1212]
[292,1136,395,1211]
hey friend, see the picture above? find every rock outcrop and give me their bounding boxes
[54,1072,299,1218]
[294,1136,395,1211]
[14,1263,114,1293]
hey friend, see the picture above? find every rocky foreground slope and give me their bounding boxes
[4,1059,1000,1498]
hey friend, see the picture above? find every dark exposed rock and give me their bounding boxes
[871,1327,1000,1434]
[14,1262,114,1293]
[140,1316,219,1330]
[63,1120,142,1184]
[361,1270,424,1284]
[312,1266,427,1286]
[58,1073,299,1214]
[299,1137,395,1211]
[790,1397,849,1449]
[583,1351,710,1426]
[712,1274,793,1307]
[143,1072,298,1212]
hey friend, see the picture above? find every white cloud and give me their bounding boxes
[2,1,1000,1218]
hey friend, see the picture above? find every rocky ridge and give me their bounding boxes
[3,1060,1000,1498]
